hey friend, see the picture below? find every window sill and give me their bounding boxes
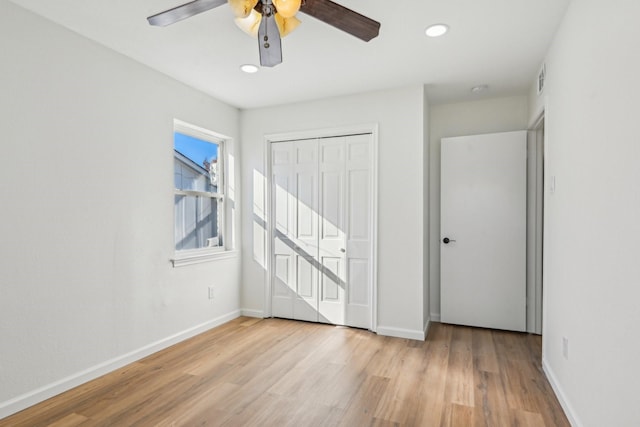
[171,248,239,268]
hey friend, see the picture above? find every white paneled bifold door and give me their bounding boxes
[440,131,527,332]
[271,134,373,329]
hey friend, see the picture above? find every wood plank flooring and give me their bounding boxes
[1,318,570,426]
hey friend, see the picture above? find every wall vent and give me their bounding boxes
[537,63,546,95]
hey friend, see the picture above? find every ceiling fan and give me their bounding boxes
[147,0,380,67]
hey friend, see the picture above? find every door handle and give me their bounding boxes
[442,237,456,244]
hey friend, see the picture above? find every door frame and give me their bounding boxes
[263,124,379,332]
[527,113,545,334]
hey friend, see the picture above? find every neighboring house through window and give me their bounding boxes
[173,120,226,264]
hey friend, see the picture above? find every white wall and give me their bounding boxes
[429,96,530,319]
[240,86,428,339]
[0,3,242,418]
[532,1,640,425]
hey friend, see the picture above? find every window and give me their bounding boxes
[173,120,230,265]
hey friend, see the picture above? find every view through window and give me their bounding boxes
[174,126,224,252]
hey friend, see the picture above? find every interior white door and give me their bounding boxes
[318,137,346,324]
[344,134,373,329]
[271,134,373,329]
[271,141,296,320]
[440,131,527,332]
[292,141,320,322]
[271,140,319,322]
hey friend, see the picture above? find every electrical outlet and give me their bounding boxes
[208,286,215,300]
[562,337,569,360]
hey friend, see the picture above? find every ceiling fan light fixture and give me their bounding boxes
[228,0,259,18]
[235,9,262,37]
[272,0,301,18]
[275,13,301,37]
[425,23,449,37]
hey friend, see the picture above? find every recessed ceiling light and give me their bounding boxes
[425,24,449,38]
[240,64,259,74]
[471,85,489,93]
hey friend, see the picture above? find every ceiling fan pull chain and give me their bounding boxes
[258,0,283,66]
[262,0,273,48]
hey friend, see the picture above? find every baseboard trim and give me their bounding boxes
[377,325,425,341]
[430,313,441,322]
[240,309,265,318]
[0,310,241,420]
[542,358,582,427]
[423,318,431,340]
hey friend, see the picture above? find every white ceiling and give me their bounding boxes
[9,0,570,109]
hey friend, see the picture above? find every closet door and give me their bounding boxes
[271,140,319,322]
[271,141,296,319]
[318,138,347,324]
[344,134,372,329]
[271,134,373,329]
[291,141,320,322]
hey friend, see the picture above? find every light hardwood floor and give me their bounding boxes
[1,317,570,426]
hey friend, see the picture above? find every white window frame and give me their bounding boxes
[171,119,235,267]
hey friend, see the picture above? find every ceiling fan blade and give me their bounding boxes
[299,0,380,42]
[258,3,282,67]
[147,0,227,27]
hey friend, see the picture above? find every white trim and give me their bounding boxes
[534,116,544,335]
[174,189,223,199]
[423,318,431,340]
[171,249,239,267]
[526,130,537,333]
[430,313,441,322]
[263,137,273,318]
[377,326,425,341]
[542,358,582,427]
[241,309,265,318]
[0,310,241,420]
[530,110,545,131]
[528,94,548,130]
[263,124,379,333]
[370,125,379,333]
[264,123,379,143]
[525,113,545,335]
[174,118,229,143]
